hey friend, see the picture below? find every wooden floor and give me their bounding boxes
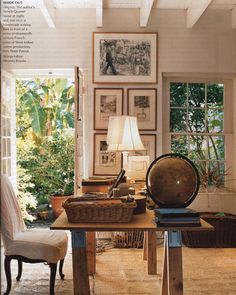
[1,234,236,295]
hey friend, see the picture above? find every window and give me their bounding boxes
[169,82,225,186]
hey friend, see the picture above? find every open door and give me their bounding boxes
[74,66,86,195]
[1,70,17,188]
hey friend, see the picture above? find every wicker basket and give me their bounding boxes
[182,213,236,248]
[63,197,137,223]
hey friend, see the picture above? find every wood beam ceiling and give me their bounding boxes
[140,0,154,27]
[186,0,213,28]
[96,0,103,27]
[39,0,55,28]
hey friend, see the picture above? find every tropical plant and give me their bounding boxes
[16,167,37,221]
[16,78,75,209]
[17,130,75,205]
[16,78,74,144]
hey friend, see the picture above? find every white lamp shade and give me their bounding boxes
[107,116,145,151]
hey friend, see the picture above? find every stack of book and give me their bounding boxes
[154,208,201,226]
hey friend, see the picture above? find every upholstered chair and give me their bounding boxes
[1,174,68,295]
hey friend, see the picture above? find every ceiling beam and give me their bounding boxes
[39,0,55,28]
[96,0,103,27]
[140,0,154,27]
[232,6,236,29]
[186,0,213,28]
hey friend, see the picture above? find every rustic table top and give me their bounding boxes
[50,210,213,232]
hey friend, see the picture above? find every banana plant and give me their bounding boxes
[16,78,74,144]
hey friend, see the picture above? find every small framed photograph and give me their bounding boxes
[130,134,156,164]
[127,88,157,131]
[94,88,124,130]
[93,133,122,176]
[93,32,158,84]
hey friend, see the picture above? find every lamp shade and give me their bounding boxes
[107,116,145,151]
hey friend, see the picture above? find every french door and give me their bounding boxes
[1,70,17,188]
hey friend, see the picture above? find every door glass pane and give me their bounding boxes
[6,138,11,157]
[6,117,11,136]
[7,159,11,176]
[2,139,6,157]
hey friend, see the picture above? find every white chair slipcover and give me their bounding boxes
[1,174,68,264]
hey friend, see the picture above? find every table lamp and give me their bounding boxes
[106,116,145,175]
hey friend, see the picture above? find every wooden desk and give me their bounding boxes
[50,210,213,295]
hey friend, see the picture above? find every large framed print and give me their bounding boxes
[94,88,124,130]
[93,32,158,84]
[93,133,122,176]
[130,134,156,164]
[127,88,157,130]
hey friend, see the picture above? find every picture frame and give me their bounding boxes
[127,88,157,130]
[130,134,156,164]
[94,88,124,130]
[93,133,122,176]
[93,32,158,84]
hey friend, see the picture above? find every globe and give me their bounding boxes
[146,153,200,208]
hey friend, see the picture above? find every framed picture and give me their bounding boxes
[130,134,156,164]
[127,88,157,130]
[93,32,158,84]
[93,133,122,176]
[94,88,124,130]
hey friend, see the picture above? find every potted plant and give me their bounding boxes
[33,130,75,218]
[183,163,236,247]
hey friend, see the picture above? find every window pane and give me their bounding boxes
[207,108,223,133]
[194,161,207,185]
[207,83,223,108]
[189,135,207,161]
[171,135,188,156]
[208,136,224,160]
[188,108,205,132]
[170,83,187,107]
[208,161,225,186]
[170,109,187,132]
[188,83,205,107]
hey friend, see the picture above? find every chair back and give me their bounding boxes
[1,174,26,244]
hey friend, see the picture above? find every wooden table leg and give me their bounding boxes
[87,232,96,275]
[166,231,183,295]
[147,231,157,274]
[143,231,147,261]
[71,230,90,295]
[161,233,168,295]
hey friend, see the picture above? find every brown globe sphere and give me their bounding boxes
[146,154,199,208]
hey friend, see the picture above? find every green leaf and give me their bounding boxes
[42,85,50,94]
[22,93,46,136]
[54,79,68,93]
